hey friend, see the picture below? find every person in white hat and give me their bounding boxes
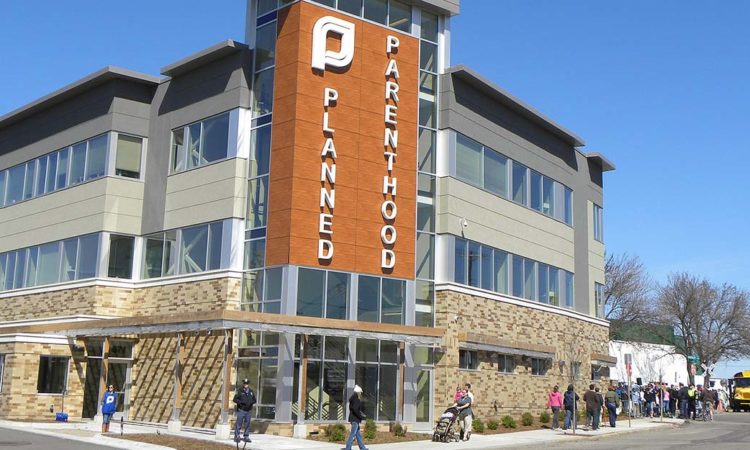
[345,385,369,450]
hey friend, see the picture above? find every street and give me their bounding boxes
[0,426,112,450]
[548,413,750,450]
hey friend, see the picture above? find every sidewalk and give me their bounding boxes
[0,417,684,450]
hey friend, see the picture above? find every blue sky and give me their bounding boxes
[1,1,748,377]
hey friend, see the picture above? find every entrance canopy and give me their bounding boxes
[1,310,444,346]
[459,332,556,359]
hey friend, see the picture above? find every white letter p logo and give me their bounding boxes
[311,16,355,71]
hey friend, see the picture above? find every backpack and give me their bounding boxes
[564,391,574,409]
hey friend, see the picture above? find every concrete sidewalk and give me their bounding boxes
[0,417,684,450]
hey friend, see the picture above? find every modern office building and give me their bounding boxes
[0,0,615,437]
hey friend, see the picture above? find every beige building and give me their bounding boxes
[0,0,614,438]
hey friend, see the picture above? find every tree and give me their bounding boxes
[654,273,750,385]
[604,253,652,337]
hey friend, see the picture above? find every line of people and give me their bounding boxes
[615,382,720,421]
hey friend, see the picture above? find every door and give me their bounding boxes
[107,361,132,419]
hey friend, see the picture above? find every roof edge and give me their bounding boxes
[445,65,586,147]
[160,39,248,77]
[0,66,160,131]
[584,152,616,172]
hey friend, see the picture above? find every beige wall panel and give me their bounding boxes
[0,178,144,251]
[164,159,246,229]
[437,177,575,271]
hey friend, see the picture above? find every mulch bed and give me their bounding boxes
[114,433,235,450]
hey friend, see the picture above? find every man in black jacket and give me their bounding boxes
[678,383,688,418]
[233,378,256,443]
[345,385,369,450]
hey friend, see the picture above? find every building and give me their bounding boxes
[609,341,689,386]
[0,0,615,437]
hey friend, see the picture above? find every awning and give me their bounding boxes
[0,310,444,346]
[591,353,618,367]
[459,332,556,359]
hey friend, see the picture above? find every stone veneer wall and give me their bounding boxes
[0,285,134,321]
[129,333,226,428]
[434,289,611,420]
[0,342,86,420]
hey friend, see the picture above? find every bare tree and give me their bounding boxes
[654,273,750,385]
[604,253,652,336]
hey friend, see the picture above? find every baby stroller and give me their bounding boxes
[432,406,461,443]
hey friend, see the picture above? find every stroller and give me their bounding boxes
[432,406,461,443]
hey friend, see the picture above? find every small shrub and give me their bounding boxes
[325,424,346,442]
[539,411,551,424]
[472,418,484,433]
[486,419,499,430]
[392,422,407,437]
[501,415,517,429]
[363,419,377,440]
[521,412,534,426]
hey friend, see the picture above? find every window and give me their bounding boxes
[253,70,274,117]
[338,0,362,15]
[498,354,515,373]
[56,148,69,189]
[115,135,143,178]
[364,0,387,24]
[242,267,282,313]
[254,22,277,72]
[37,356,69,394]
[388,0,411,32]
[530,170,542,211]
[296,268,326,318]
[538,263,549,304]
[0,170,5,207]
[77,234,99,279]
[358,275,380,323]
[454,238,467,285]
[171,112,230,172]
[455,134,482,186]
[565,271,575,309]
[415,280,434,327]
[5,164,25,205]
[595,282,605,318]
[143,222,223,279]
[593,204,604,242]
[512,161,528,205]
[381,277,405,324]
[237,331,279,419]
[467,241,480,288]
[108,235,134,279]
[531,358,548,376]
[421,10,439,42]
[493,250,509,294]
[459,349,478,370]
[484,150,508,197]
[571,362,581,380]
[85,135,107,181]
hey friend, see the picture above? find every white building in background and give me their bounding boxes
[609,340,689,386]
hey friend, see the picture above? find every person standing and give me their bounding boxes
[631,385,641,418]
[688,384,698,420]
[701,387,716,421]
[678,383,688,418]
[460,383,474,441]
[233,378,256,443]
[669,384,678,418]
[583,384,602,431]
[100,384,118,433]
[546,385,563,430]
[345,385,369,450]
[563,384,579,430]
[604,385,620,427]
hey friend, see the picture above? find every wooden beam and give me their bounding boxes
[220,329,234,424]
[171,333,184,422]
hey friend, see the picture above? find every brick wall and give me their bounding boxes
[0,342,86,420]
[435,289,611,421]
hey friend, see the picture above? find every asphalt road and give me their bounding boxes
[547,412,750,450]
[0,426,112,450]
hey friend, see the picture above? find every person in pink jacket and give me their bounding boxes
[546,385,564,430]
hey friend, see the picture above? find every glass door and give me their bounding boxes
[107,361,131,419]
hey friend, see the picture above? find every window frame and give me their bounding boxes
[169,112,232,174]
[497,354,515,374]
[530,357,548,376]
[458,349,479,371]
[36,355,70,394]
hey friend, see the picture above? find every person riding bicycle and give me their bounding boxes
[700,388,716,421]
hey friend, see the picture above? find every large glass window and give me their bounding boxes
[484,150,508,197]
[237,331,278,419]
[108,235,134,279]
[85,135,107,181]
[380,278,405,324]
[171,113,230,172]
[0,170,6,207]
[353,339,399,421]
[364,0,387,24]
[467,241,480,288]
[37,356,68,394]
[454,238,467,285]
[142,221,223,279]
[5,164,25,205]
[297,268,326,318]
[455,135,482,186]
[388,0,411,32]
[115,135,143,179]
[595,282,605,318]
[357,275,380,323]
[512,162,528,205]
[531,358,548,376]
[593,204,604,242]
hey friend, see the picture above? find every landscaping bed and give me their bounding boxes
[114,433,234,450]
